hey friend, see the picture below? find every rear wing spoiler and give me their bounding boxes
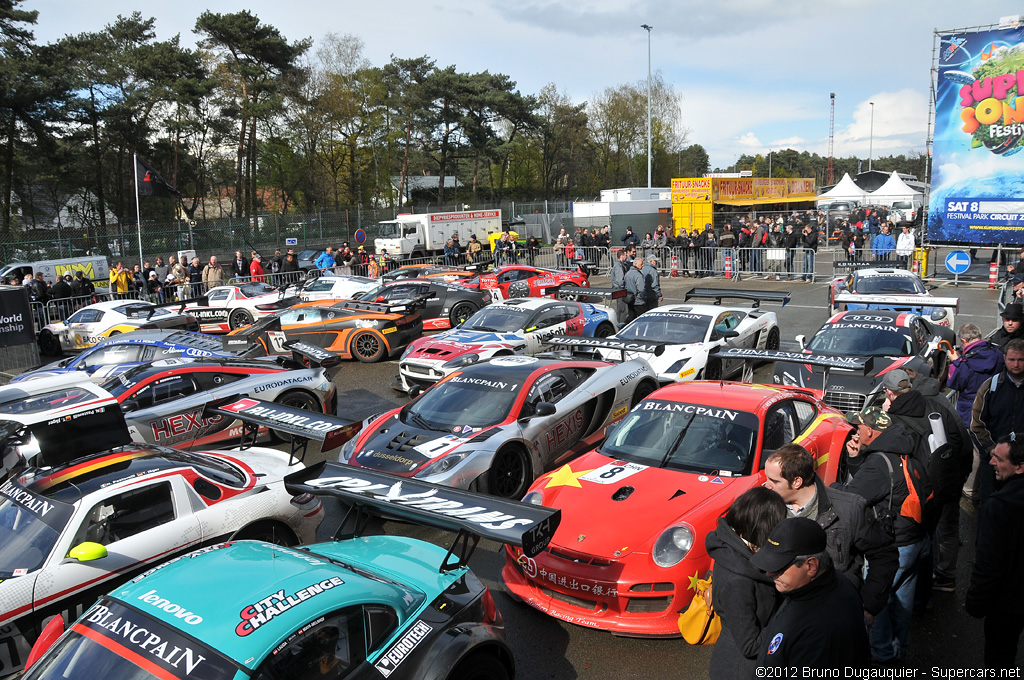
[543,334,667,361]
[256,295,301,311]
[834,293,959,312]
[285,461,561,571]
[709,346,873,390]
[204,395,361,464]
[220,325,341,368]
[334,293,433,314]
[281,340,343,369]
[684,288,791,308]
[549,287,625,302]
[126,296,209,320]
[832,261,885,271]
[31,403,133,468]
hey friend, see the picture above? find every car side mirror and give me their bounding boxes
[722,330,740,340]
[408,385,423,399]
[67,541,107,562]
[534,402,557,417]
[25,615,65,671]
[121,400,138,413]
[76,363,88,370]
[795,334,806,349]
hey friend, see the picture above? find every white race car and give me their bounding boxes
[606,288,788,385]
[37,299,199,356]
[282,272,381,303]
[827,265,959,327]
[184,282,288,332]
[0,407,324,677]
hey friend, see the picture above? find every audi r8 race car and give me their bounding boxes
[827,264,958,327]
[772,308,956,412]
[227,298,425,363]
[0,407,323,677]
[606,289,788,385]
[396,294,619,392]
[22,464,560,680]
[13,330,239,383]
[460,263,591,299]
[37,299,200,356]
[501,351,859,637]
[184,282,288,333]
[355,279,493,330]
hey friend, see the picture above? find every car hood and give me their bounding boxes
[538,451,758,560]
[216,447,302,481]
[774,354,908,392]
[353,417,495,475]
[406,330,523,360]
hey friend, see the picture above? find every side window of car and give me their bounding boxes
[364,605,399,653]
[252,607,367,680]
[792,400,817,432]
[68,309,103,324]
[912,318,928,347]
[762,402,797,456]
[532,307,564,330]
[88,345,144,366]
[71,482,175,547]
[208,289,231,303]
[149,375,199,406]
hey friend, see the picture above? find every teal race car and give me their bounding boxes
[21,463,560,680]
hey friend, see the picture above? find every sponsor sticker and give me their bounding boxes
[374,621,433,678]
[236,577,345,636]
[580,461,647,485]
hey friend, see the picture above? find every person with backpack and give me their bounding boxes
[836,407,930,666]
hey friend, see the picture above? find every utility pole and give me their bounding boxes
[641,24,652,189]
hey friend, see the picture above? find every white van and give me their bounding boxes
[890,199,923,225]
[0,256,110,289]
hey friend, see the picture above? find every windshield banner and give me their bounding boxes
[0,479,73,530]
[929,24,1024,244]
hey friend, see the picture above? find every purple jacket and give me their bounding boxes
[948,339,1004,426]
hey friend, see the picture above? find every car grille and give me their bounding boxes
[624,596,672,613]
[824,391,867,412]
[628,583,674,593]
[547,547,614,567]
[404,363,432,376]
[540,585,599,611]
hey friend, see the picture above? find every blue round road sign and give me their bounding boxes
[354,229,366,244]
[945,250,971,275]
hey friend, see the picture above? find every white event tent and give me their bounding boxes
[816,173,869,205]
[867,171,923,206]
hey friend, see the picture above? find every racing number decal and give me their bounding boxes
[580,461,647,485]
[267,331,288,354]
[414,435,464,457]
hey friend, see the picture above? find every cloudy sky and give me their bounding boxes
[26,0,1024,171]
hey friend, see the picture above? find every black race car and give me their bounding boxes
[355,279,494,330]
[772,308,956,412]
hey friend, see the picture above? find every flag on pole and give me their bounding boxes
[135,157,180,198]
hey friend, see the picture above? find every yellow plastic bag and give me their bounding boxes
[678,576,721,645]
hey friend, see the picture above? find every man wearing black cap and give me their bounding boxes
[972,337,1024,506]
[753,517,870,668]
[991,303,1024,351]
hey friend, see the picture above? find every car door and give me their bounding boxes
[521,368,595,468]
[29,478,201,645]
[524,304,569,354]
[713,310,746,376]
[122,373,211,447]
[251,605,370,680]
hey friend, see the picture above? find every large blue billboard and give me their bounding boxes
[930,25,1024,244]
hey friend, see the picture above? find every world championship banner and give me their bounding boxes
[929,24,1024,244]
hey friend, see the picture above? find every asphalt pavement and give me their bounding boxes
[309,271,1011,676]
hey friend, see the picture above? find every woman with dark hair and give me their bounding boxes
[705,486,787,679]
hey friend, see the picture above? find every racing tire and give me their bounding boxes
[229,308,254,330]
[449,302,477,327]
[594,322,615,338]
[233,521,297,547]
[765,327,781,350]
[630,379,658,406]
[487,445,531,499]
[38,329,62,357]
[350,329,385,363]
[703,358,723,381]
[447,653,511,680]
[558,282,582,301]
[276,390,321,412]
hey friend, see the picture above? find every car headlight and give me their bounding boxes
[666,358,693,374]
[417,450,471,477]
[652,523,694,567]
[523,491,545,506]
[400,344,416,361]
[443,353,480,369]
[339,437,358,462]
[930,308,947,321]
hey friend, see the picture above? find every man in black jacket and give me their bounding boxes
[990,303,1024,351]
[800,223,818,282]
[753,518,870,668]
[972,338,1024,505]
[966,432,1024,668]
[764,444,897,623]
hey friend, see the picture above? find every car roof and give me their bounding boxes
[92,330,228,353]
[484,298,561,311]
[635,305,728,317]
[109,357,286,383]
[826,309,913,326]
[852,268,918,279]
[650,380,814,413]
[453,354,597,381]
[109,539,442,669]
[82,299,154,312]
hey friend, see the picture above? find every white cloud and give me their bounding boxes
[833,90,930,157]
[735,132,763,148]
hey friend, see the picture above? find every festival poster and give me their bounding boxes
[930,24,1024,244]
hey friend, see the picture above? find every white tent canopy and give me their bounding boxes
[817,173,868,204]
[868,171,923,206]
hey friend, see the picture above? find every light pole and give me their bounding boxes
[868,101,874,171]
[768,150,773,179]
[641,24,652,189]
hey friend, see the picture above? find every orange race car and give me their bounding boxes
[226,297,425,362]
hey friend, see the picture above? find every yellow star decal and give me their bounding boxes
[687,570,702,591]
[543,464,594,489]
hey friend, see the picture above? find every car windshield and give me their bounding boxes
[600,400,760,475]
[0,386,102,415]
[807,323,913,356]
[855,275,926,295]
[307,278,341,292]
[892,201,912,210]
[23,598,236,680]
[461,305,532,332]
[238,283,277,297]
[617,312,711,344]
[377,221,401,238]
[405,376,520,430]
[0,482,74,577]
[298,249,318,260]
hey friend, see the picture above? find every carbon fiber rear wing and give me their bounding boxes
[709,346,872,391]
[543,334,667,361]
[684,288,791,308]
[550,287,625,302]
[285,461,561,571]
[834,293,959,312]
[832,261,887,270]
[333,292,434,314]
[125,296,210,320]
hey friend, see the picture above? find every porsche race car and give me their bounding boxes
[37,299,200,356]
[460,263,591,300]
[827,264,958,327]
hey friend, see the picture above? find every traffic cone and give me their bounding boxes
[671,254,679,277]
[724,252,733,280]
[990,262,998,289]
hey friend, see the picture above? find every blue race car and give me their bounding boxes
[14,330,240,383]
[22,463,559,680]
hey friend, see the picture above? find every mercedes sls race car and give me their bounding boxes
[289,273,381,302]
[460,263,591,299]
[773,308,956,412]
[355,279,493,330]
[22,464,559,680]
[227,298,425,363]
[183,282,288,332]
[606,288,787,385]
[13,330,240,383]
[828,264,958,327]
[397,293,620,392]
[501,350,859,637]
[0,406,323,677]
[37,299,201,356]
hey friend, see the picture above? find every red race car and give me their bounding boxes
[461,264,592,300]
[502,350,861,637]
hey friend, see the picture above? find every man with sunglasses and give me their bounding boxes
[966,432,1024,668]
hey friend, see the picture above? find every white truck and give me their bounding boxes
[374,209,502,260]
[0,255,110,289]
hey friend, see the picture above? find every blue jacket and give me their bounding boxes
[315,250,335,270]
[948,340,1004,426]
[871,233,895,256]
